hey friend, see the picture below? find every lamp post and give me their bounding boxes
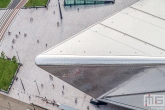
[34,80,40,95]
[58,0,63,19]
[16,51,20,63]
[20,78,25,91]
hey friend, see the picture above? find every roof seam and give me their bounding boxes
[120,11,165,31]
[130,6,165,21]
[89,28,150,56]
[100,23,165,52]
[104,90,165,98]
[100,98,147,110]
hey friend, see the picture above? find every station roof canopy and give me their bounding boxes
[38,0,165,58]
[36,0,165,109]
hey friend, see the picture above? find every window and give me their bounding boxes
[65,0,74,5]
[75,0,84,5]
[86,0,94,4]
[64,0,112,6]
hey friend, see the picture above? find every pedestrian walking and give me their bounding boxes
[52,84,54,89]
[62,91,64,95]
[57,22,59,27]
[29,96,31,99]
[49,74,53,80]
[8,102,11,107]
[43,97,47,101]
[30,18,33,22]
[75,98,77,104]
[63,85,64,89]
[90,98,93,102]
[54,11,55,14]
[87,106,89,110]
[37,39,39,43]
[24,33,27,37]
[46,44,47,47]
[15,76,18,81]
[11,45,13,49]
[52,100,56,106]
[8,31,11,35]
[77,8,79,12]
[84,94,86,98]
[19,32,20,34]
[12,39,15,43]
[41,84,43,88]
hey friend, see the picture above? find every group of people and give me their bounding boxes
[11,32,27,49]
[41,96,56,106]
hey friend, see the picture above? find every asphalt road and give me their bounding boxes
[8,0,22,9]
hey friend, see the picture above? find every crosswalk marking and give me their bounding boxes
[0,9,19,41]
[0,0,28,43]
[0,9,13,29]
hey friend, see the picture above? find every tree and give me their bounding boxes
[1,51,5,59]
[12,56,17,63]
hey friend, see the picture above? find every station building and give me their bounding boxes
[36,0,165,109]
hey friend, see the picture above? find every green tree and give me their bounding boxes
[12,56,17,63]
[1,51,5,59]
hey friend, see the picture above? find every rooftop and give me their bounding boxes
[36,0,165,109]
[38,0,165,58]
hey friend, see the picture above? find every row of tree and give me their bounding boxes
[1,51,17,63]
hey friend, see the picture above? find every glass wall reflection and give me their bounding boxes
[64,0,114,6]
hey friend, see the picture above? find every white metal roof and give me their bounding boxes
[39,0,165,58]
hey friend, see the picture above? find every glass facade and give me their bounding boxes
[64,0,114,6]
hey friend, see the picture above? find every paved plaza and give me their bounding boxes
[0,0,138,109]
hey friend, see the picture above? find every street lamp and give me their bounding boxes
[16,51,20,63]
[34,80,40,95]
[20,78,25,91]
[58,0,63,19]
